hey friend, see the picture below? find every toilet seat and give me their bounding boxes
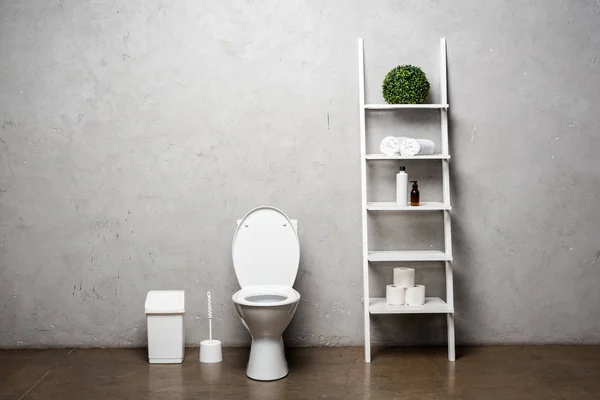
[232,206,300,288]
[233,285,300,307]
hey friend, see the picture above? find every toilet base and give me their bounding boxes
[246,337,288,381]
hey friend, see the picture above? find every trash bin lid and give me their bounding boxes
[145,290,185,314]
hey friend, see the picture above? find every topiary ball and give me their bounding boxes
[382,65,430,104]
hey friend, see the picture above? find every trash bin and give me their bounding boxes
[145,290,185,364]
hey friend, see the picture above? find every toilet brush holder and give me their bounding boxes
[200,339,222,363]
[200,291,222,363]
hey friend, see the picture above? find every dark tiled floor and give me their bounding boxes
[1,346,600,399]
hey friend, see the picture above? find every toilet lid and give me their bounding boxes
[232,206,300,288]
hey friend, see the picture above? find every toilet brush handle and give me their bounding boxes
[207,291,212,341]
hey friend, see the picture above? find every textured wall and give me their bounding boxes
[1,0,600,348]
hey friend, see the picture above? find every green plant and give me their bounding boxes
[382,65,430,104]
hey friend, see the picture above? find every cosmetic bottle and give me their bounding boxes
[410,180,420,206]
[396,166,408,206]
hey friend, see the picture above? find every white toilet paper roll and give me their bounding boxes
[386,285,405,305]
[393,268,415,288]
[405,285,425,306]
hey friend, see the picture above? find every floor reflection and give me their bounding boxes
[199,362,223,383]
[148,364,184,400]
[247,377,286,400]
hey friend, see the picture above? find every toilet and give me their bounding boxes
[232,206,301,381]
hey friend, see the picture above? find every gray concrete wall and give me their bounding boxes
[1,0,599,348]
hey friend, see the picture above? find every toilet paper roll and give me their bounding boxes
[386,285,405,305]
[393,268,415,288]
[405,285,425,306]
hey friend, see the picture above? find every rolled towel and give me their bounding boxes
[400,138,436,157]
[380,136,408,156]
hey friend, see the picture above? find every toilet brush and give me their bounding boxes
[199,291,222,363]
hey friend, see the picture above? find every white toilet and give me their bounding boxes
[231,206,301,381]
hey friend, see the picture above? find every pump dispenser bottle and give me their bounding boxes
[410,181,420,206]
[396,166,408,206]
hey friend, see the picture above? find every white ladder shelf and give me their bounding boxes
[357,38,455,363]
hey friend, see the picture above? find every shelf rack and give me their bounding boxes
[357,38,455,363]
[366,201,451,211]
[364,104,449,110]
[365,154,450,160]
[369,297,452,314]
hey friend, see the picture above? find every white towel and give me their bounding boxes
[380,136,408,156]
[400,138,436,156]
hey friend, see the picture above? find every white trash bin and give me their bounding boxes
[145,290,185,364]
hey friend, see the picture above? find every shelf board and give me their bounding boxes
[365,154,450,160]
[364,104,449,110]
[366,202,451,211]
[369,297,453,314]
[368,250,452,262]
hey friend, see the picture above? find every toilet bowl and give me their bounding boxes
[231,207,301,381]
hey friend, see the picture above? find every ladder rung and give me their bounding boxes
[368,250,452,262]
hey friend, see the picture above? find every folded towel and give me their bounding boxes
[380,136,408,156]
[400,138,436,156]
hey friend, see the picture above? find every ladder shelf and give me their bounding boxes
[369,297,453,314]
[366,202,451,211]
[365,154,450,160]
[364,104,449,110]
[368,250,452,262]
[358,38,455,363]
